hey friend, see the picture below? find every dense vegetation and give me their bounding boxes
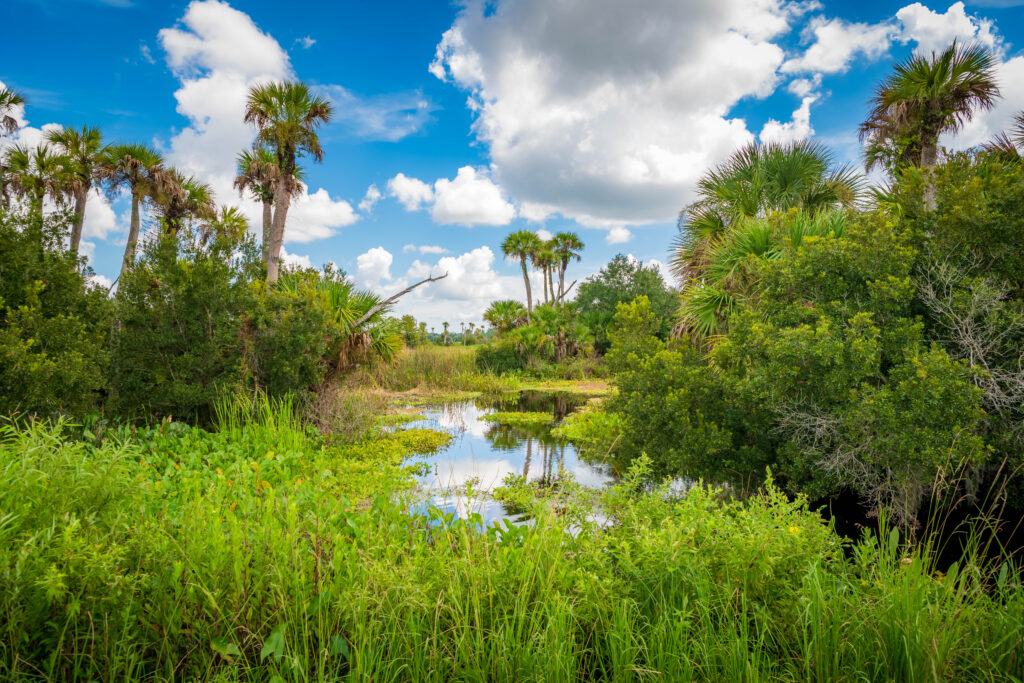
[2,41,1024,682]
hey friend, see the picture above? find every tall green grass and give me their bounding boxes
[0,413,1021,681]
[347,345,514,393]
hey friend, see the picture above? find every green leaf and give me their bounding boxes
[330,634,349,658]
[261,623,287,662]
[211,636,241,659]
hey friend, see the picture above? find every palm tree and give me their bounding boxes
[501,230,542,321]
[234,147,304,262]
[203,205,249,245]
[244,81,333,283]
[533,245,559,304]
[441,321,452,345]
[6,144,70,218]
[99,143,171,279]
[484,299,527,336]
[0,87,25,136]
[983,111,1024,161]
[859,42,999,207]
[551,232,584,301]
[154,170,215,234]
[44,126,105,257]
[671,140,862,283]
[679,210,849,341]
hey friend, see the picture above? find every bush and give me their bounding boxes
[0,210,111,419]
[110,229,255,422]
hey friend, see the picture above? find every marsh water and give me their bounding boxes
[402,391,613,525]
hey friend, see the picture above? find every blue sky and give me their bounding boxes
[3,0,1023,326]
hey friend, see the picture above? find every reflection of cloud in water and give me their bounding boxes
[424,402,492,439]
[405,399,616,525]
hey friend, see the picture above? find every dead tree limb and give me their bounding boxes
[556,280,577,304]
[352,272,448,329]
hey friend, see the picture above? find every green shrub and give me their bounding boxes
[0,210,111,419]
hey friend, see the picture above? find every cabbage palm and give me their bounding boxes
[277,272,403,368]
[5,144,70,218]
[982,111,1024,161]
[551,231,584,301]
[501,230,542,321]
[154,170,215,234]
[0,87,24,136]
[234,147,304,262]
[533,245,559,304]
[483,299,527,336]
[671,140,861,283]
[99,143,171,278]
[44,126,105,257]
[859,41,999,206]
[244,81,333,283]
[203,205,249,245]
[678,211,848,341]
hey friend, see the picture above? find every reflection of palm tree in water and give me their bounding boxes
[523,435,532,479]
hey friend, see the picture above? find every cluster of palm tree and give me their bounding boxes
[499,230,584,321]
[673,40,1021,343]
[0,80,333,286]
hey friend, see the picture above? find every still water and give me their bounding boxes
[402,391,614,526]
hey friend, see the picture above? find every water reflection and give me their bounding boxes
[403,392,613,525]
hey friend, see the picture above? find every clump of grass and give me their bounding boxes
[348,346,513,393]
[480,411,553,427]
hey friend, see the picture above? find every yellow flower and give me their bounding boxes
[788,526,801,534]
[215,467,223,475]
[173,463,181,470]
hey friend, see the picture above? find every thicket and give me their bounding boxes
[0,211,402,425]
[592,152,1024,526]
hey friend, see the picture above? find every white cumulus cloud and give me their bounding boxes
[431,166,515,226]
[386,172,434,210]
[428,0,802,231]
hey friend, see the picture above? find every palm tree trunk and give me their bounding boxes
[520,256,533,322]
[548,268,555,305]
[542,266,548,304]
[267,184,291,283]
[120,191,142,280]
[261,199,272,263]
[921,137,939,211]
[69,187,87,257]
[558,261,566,301]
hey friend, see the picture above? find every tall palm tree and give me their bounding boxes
[45,126,105,257]
[244,81,333,283]
[6,144,70,218]
[859,41,999,207]
[0,87,25,136]
[154,170,215,234]
[533,245,558,304]
[99,143,171,279]
[234,147,304,262]
[551,232,584,301]
[671,140,862,283]
[501,230,542,321]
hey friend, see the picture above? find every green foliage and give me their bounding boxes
[604,295,665,374]
[474,339,524,374]
[110,228,257,422]
[1,420,1020,681]
[480,411,553,427]
[575,254,677,352]
[0,210,110,419]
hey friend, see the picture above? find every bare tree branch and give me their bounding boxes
[556,279,577,304]
[352,272,448,329]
